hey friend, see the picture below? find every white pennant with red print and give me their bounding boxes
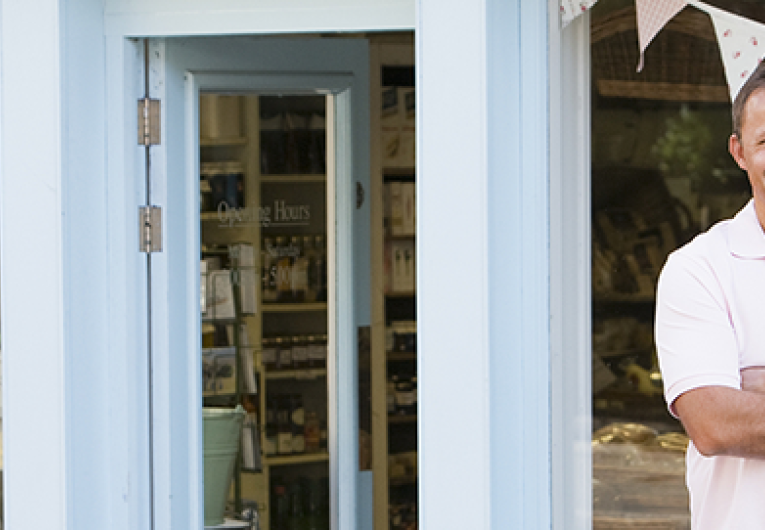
[636,0,688,72]
[560,0,598,28]
[705,5,765,101]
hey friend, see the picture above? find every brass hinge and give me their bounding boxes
[138,98,161,146]
[139,206,163,253]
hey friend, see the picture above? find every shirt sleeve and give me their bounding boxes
[655,247,740,418]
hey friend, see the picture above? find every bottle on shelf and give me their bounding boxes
[265,397,278,457]
[303,235,317,302]
[290,394,306,454]
[287,481,307,530]
[304,411,321,453]
[262,237,279,303]
[271,481,290,530]
[313,235,327,302]
[276,236,293,302]
[277,395,293,455]
[291,235,307,302]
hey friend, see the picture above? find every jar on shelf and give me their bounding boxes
[275,336,292,371]
[290,394,305,454]
[291,335,309,369]
[394,376,416,416]
[311,334,327,369]
[261,337,278,371]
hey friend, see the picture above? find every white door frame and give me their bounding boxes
[0,1,596,530]
[143,37,369,529]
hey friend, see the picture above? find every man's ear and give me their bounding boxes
[730,134,748,171]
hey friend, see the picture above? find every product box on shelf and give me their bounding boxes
[206,270,236,320]
[385,239,415,293]
[380,86,416,168]
[202,347,237,395]
[230,243,258,314]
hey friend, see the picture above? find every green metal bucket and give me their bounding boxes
[203,406,245,526]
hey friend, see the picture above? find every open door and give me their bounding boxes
[139,37,370,529]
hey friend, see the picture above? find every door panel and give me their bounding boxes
[148,37,370,529]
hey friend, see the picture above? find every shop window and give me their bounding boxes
[590,1,758,527]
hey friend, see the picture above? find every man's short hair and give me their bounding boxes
[733,60,765,139]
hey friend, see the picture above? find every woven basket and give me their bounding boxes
[591,7,728,102]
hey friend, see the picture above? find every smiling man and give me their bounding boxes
[656,60,765,530]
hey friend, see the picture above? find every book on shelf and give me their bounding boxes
[239,324,258,394]
[202,347,237,395]
[205,270,236,320]
[241,412,262,472]
[231,243,258,315]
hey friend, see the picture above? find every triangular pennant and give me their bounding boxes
[560,0,599,28]
[636,0,688,72]
[707,7,765,101]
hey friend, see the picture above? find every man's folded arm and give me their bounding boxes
[676,377,765,459]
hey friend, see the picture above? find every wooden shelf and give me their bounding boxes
[201,136,247,146]
[385,291,416,299]
[261,302,327,313]
[594,293,655,304]
[260,174,326,183]
[387,352,416,361]
[200,211,221,222]
[265,368,327,380]
[383,167,416,177]
[389,476,417,487]
[388,414,417,424]
[385,234,415,241]
[265,451,329,467]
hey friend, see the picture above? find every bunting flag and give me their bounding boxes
[636,0,688,72]
[560,0,599,28]
[704,5,765,101]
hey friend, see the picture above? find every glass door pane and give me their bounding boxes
[589,2,755,528]
[200,92,330,530]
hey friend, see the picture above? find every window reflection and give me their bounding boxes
[590,2,754,527]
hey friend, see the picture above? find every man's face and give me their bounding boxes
[730,88,765,227]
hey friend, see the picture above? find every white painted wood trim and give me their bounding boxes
[549,6,592,530]
[0,1,67,528]
[416,0,491,528]
[105,0,414,36]
[418,0,554,528]
[549,6,593,530]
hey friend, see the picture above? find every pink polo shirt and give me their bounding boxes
[656,199,765,530]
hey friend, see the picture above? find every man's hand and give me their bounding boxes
[742,366,765,394]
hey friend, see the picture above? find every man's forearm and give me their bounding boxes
[676,384,765,458]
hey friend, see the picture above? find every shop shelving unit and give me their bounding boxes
[370,39,418,530]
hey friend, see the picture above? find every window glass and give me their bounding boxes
[590,1,758,527]
[200,93,330,529]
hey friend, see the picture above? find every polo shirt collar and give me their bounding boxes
[730,199,765,259]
